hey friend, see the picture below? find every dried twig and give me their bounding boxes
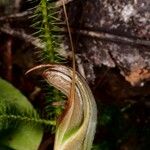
[61,28,150,47]
[76,29,150,47]
[55,0,73,7]
[0,26,44,49]
[0,9,33,21]
[0,0,73,22]
[1,24,150,50]
[3,36,13,81]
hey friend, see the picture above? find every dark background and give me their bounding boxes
[0,0,150,149]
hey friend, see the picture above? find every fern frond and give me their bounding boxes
[0,101,55,131]
[32,0,63,63]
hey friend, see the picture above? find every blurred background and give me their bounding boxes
[0,0,150,149]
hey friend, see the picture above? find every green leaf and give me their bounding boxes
[0,78,43,150]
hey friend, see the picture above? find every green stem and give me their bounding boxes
[41,0,54,62]
[0,114,56,126]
